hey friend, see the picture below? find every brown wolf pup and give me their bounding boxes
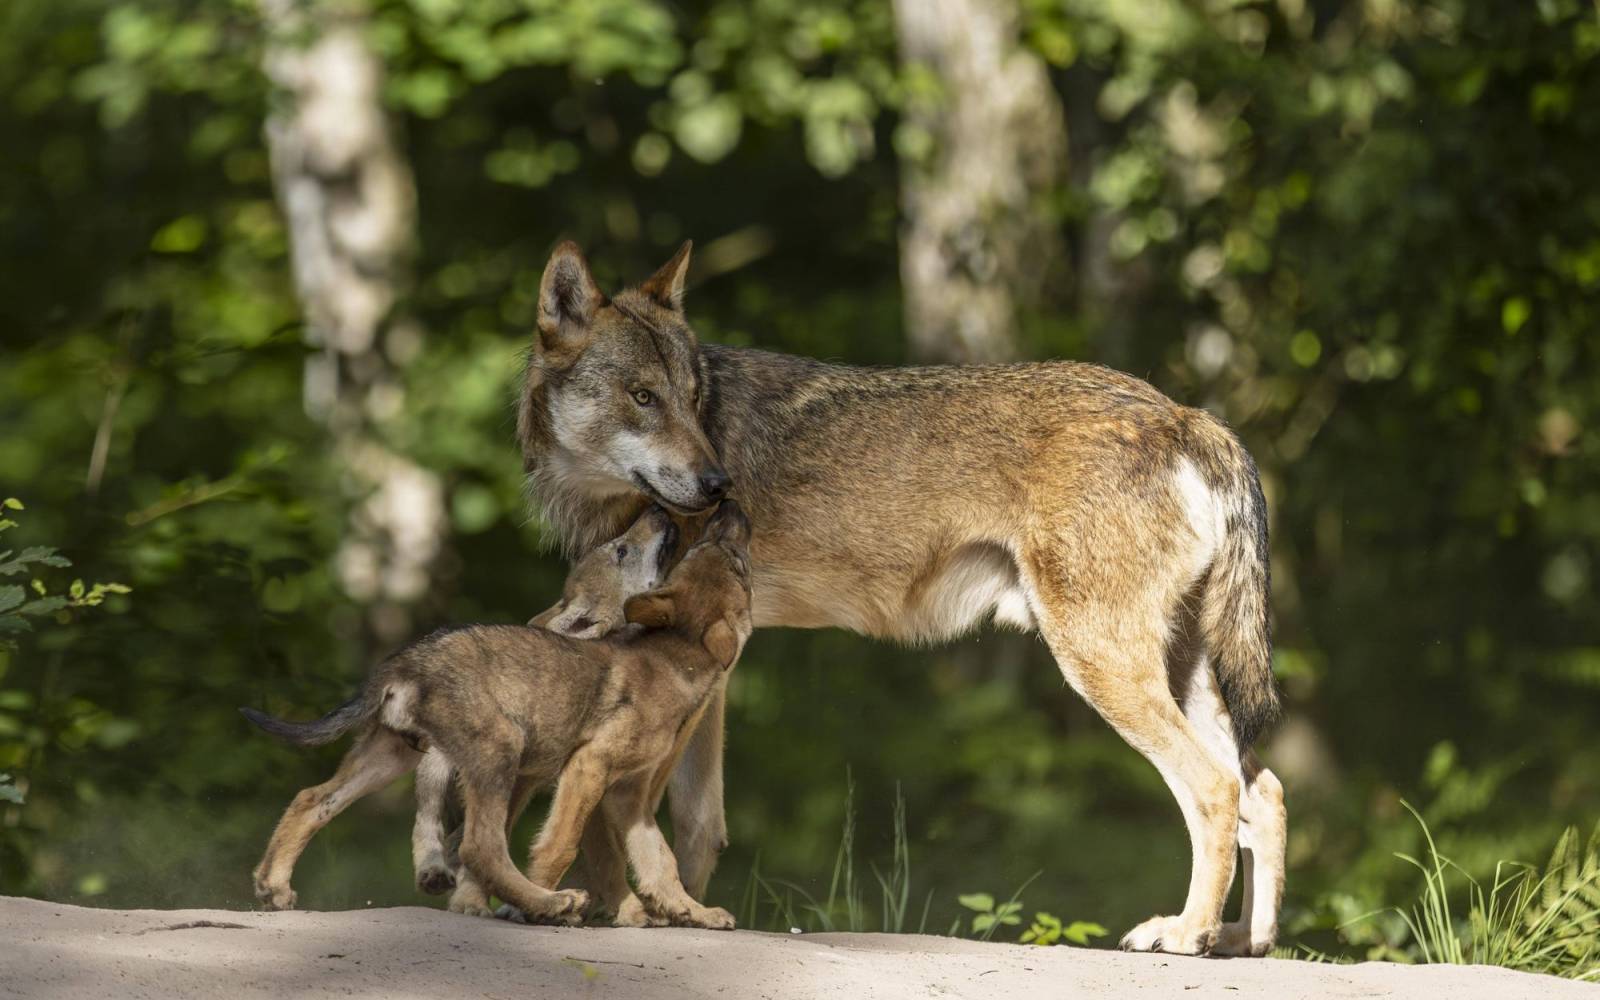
[515,241,1287,956]
[409,503,679,900]
[245,500,754,929]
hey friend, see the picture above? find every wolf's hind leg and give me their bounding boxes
[1025,559,1239,956]
[254,727,419,910]
[1217,754,1285,956]
[412,749,456,895]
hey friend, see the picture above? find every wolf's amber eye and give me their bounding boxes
[631,388,654,406]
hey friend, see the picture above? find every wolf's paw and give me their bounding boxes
[1212,920,1274,957]
[682,905,735,931]
[254,881,297,912]
[1119,914,1217,956]
[415,861,456,896]
[614,894,669,928]
[494,904,527,924]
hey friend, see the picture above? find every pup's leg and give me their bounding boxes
[451,773,537,919]
[1025,563,1239,956]
[572,808,648,923]
[607,777,734,930]
[412,750,456,895]
[457,757,587,925]
[253,727,419,910]
[666,678,729,898]
[524,747,608,890]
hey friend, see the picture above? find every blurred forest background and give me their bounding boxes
[2,0,1598,959]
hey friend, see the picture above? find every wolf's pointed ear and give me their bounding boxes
[538,241,604,355]
[639,240,693,311]
[623,588,678,629]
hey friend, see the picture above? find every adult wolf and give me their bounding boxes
[518,241,1286,956]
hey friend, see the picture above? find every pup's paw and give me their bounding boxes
[1212,920,1275,957]
[614,894,669,928]
[447,884,494,919]
[254,881,297,912]
[415,862,456,896]
[1119,914,1217,956]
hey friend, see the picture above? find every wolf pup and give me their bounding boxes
[410,503,678,900]
[516,241,1286,957]
[245,500,753,929]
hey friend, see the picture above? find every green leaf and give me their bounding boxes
[2,499,21,510]
[18,596,69,616]
[1062,921,1109,945]
[957,893,995,912]
[0,585,21,614]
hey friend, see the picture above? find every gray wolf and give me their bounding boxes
[244,500,754,929]
[515,241,1287,956]
[408,503,679,906]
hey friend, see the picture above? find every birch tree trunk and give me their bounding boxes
[892,0,1067,364]
[259,0,444,646]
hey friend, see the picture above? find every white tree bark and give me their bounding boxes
[892,0,1067,363]
[259,0,443,644]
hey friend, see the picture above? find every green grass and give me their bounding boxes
[1370,803,1600,980]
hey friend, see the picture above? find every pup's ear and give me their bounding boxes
[527,600,564,629]
[623,588,678,629]
[538,241,604,356]
[539,600,605,638]
[700,618,743,669]
[639,240,692,311]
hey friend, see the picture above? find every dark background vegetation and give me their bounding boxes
[2,0,1598,958]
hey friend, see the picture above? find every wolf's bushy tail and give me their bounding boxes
[1185,413,1278,752]
[240,693,373,748]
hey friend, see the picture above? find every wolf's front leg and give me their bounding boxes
[667,680,728,898]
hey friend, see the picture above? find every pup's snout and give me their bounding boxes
[698,467,732,502]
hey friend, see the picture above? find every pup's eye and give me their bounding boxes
[615,544,629,563]
[631,388,654,406]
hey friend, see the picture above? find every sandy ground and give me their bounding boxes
[3,896,1597,999]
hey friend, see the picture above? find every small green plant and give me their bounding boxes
[1378,801,1600,980]
[958,871,1038,942]
[0,497,130,810]
[0,498,129,648]
[1020,911,1109,947]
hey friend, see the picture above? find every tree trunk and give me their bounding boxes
[891,0,1067,364]
[258,0,444,646]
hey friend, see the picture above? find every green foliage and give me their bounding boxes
[1020,912,1109,948]
[1379,804,1600,980]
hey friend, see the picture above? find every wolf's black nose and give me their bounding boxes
[699,469,732,501]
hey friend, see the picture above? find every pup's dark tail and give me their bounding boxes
[240,693,373,748]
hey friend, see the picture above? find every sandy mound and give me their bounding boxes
[3,896,1595,999]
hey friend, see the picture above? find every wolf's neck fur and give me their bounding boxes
[518,365,648,558]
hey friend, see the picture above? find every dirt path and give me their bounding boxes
[3,896,1595,999]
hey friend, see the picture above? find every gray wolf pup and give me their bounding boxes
[245,500,753,929]
[516,241,1286,956]
[408,503,679,907]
